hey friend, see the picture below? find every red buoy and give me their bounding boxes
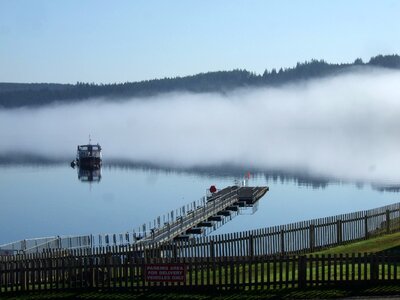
[209,185,217,193]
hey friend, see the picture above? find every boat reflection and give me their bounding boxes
[77,166,102,183]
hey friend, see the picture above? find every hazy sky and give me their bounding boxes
[1,0,400,83]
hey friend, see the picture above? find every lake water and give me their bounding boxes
[0,163,398,246]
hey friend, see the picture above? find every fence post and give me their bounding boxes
[210,240,215,259]
[173,242,178,259]
[309,224,315,252]
[364,213,369,239]
[386,209,390,234]
[249,235,254,258]
[20,260,26,291]
[369,254,378,283]
[280,229,285,255]
[298,256,307,288]
[336,220,342,245]
[398,207,400,232]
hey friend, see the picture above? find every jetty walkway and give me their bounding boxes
[138,186,268,244]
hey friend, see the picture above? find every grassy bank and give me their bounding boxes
[311,231,400,255]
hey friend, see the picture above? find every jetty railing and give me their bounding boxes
[139,186,241,243]
[133,179,251,240]
[0,235,92,255]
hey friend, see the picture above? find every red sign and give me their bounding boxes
[145,264,186,282]
[210,185,217,193]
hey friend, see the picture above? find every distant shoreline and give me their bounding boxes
[1,54,399,108]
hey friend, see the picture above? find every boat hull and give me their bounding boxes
[77,157,102,168]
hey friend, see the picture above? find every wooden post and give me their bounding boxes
[20,260,26,291]
[280,229,285,255]
[398,207,400,233]
[309,224,315,252]
[370,254,378,283]
[249,235,254,258]
[386,209,390,234]
[173,243,178,259]
[364,213,369,239]
[297,256,306,288]
[210,240,215,259]
[336,220,342,245]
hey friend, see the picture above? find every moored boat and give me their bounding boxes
[76,143,102,168]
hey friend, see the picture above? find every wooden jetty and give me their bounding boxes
[0,185,268,253]
[139,186,268,244]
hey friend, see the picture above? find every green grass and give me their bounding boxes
[1,285,400,300]
[311,231,400,255]
[184,231,400,287]
[187,232,400,285]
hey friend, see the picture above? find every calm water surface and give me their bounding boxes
[0,164,398,245]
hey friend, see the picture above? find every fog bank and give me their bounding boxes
[2,69,400,184]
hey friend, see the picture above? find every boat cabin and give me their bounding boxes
[76,143,102,168]
[77,144,102,159]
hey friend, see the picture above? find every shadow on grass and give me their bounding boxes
[379,245,400,255]
[1,285,400,300]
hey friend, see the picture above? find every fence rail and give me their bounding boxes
[1,250,400,293]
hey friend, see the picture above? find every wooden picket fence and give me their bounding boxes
[1,250,400,293]
[165,202,400,258]
[1,202,400,293]
[97,201,398,259]
[1,202,399,257]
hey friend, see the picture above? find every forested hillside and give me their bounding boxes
[1,54,399,108]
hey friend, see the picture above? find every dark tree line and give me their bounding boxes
[1,54,399,108]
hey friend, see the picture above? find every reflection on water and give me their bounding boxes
[0,161,399,245]
[77,166,102,183]
[2,156,400,190]
[371,185,400,193]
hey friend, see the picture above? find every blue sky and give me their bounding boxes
[1,0,400,83]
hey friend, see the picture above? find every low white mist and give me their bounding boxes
[2,68,400,184]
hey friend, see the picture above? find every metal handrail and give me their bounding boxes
[139,186,241,243]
